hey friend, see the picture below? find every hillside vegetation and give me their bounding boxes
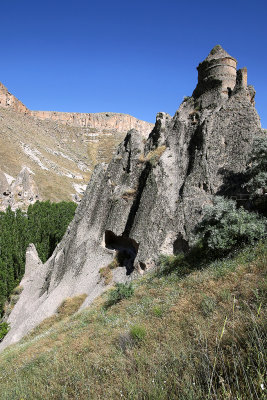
[0,201,77,316]
[0,239,265,399]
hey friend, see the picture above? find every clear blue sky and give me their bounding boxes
[1,0,266,127]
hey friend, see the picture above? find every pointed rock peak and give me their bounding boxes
[0,170,10,191]
[204,44,237,62]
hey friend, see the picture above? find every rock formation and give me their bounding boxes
[0,82,28,114]
[0,45,263,350]
[0,167,40,211]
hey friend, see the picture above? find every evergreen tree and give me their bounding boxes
[0,201,77,317]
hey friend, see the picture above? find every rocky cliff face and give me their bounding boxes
[0,83,28,114]
[30,111,153,137]
[0,84,153,210]
[0,46,263,350]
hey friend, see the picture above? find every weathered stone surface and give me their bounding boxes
[1,46,263,351]
[0,82,29,114]
[0,167,40,211]
[30,111,153,137]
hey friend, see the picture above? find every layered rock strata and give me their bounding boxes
[1,46,263,350]
[30,111,153,137]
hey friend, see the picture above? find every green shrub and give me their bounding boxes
[0,322,10,341]
[244,136,267,197]
[152,306,164,318]
[244,135,267,215]
[130,324,146,342]
[105,282,134,307]
[195,196,266,255]
[157,253,191,276]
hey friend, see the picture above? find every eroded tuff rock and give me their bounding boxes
[0,167,40,211]
[1,45,263,350]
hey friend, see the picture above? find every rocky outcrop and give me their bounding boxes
[30,111,153,137]
[0,167,40,211]
[0,83,29,114]
[0,46,263,351]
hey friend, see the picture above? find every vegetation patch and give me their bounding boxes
[0,322,10,342]
[26,294,87,339]
[0,201,77,317]
[194,196,266,256]
[130,324,147,342]
[146,145,166,166]
[0,241,266,399]
[99,266,113,285]
[105,282,134,308]
[99,252,121,285]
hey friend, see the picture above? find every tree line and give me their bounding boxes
[0,201,77,316]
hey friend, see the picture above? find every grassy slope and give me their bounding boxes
[0,241,266,400]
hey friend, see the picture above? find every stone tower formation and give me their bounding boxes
[193,44,249,107]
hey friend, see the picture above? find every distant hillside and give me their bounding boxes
[0,82,153,210]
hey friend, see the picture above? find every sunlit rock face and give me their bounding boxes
[1,46,263,351]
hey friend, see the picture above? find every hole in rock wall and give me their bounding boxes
[139,262,146,271]
[105,230,139,275]
[173,233,189,255]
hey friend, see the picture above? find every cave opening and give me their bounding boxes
[105,230,139,275]
[173,233,189,255]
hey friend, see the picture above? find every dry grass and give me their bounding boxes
[0,241,266,399]
[25,294,87,339]
[146,145,166,164]
[99,253,121,285]
[121,187,137,200]
[138,145,166,166]
[138,153,146,163]
[99,266,113,285]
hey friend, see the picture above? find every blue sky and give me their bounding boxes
[1,0,266,127]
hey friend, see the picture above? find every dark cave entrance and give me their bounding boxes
[105,230,139,275]
[173,233,189,255]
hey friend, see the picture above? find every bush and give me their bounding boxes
[130,324,146,342]
[0,322,10,341]
[152,306,164,318]
[195,196,266,255]
[105,282,134,307]
[244,135,267,214]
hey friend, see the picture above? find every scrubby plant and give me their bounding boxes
[200,295,216,317]
[146,145,166,166]
[183,96,191,102]
[152,305,164,317]
[244,136,267,196]
[130,324,146,342]
[195,196,266,255]
[0,322,10,341]
[243,135,267,215]
[105,282,134,307]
